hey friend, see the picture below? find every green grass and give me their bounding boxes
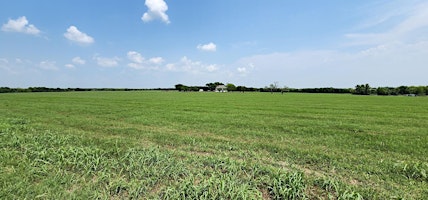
[1,91,427,199]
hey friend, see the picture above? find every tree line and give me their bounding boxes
[175,82,428,96]
[175,82,260,92]
[352,84,428,96]
[0,87,174,93]
[1,84,427,96]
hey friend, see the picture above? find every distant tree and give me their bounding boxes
[353,85,360,94]
[189,86,199,92]
[236,86,246,92]
[226,83,236,91]
[175,84,185,91]
[205,83,216,91]
[205,82,224,91]
[414,86,426,96]
[364,84,371,95]
[397,86,409,95]
[376,87,389,95]
[408,86,417,95]
[268,82,279,93]
[354,84,371,95]
[0,87,12,93]
[281,86,290,94]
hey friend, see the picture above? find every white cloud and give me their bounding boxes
[197,42,217,52]
[65,64,75,69]
[165,56,219,73]
[165,63,176,71]
[346,1,428,46]
[127,51,164,70]
[39,60,58,70]
[206,64,218,72]
[1,16,40,35]
[94,56,120,67]
[237,67,247,73]
[234,40,428,87]
[236,63,254,76]
[64,26,94,45]
[127,51,145,64]
[149,57,164,65]
[180,56,200,72]
[142,0,170,24]
[72,57,86,65]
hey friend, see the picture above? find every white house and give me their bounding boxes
[215,85,227,92]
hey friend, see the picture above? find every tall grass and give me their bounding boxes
[1,91,427,199]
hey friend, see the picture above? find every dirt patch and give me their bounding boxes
[260,188,271,200]
[301,167,324,177]
[190,150,213,157]
[349,178,361,186]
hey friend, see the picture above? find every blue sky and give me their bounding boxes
[1,0,428,88]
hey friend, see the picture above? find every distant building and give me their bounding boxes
[215,85,227,92]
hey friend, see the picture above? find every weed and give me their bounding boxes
[393,161,428,181]
[268,171,306,199]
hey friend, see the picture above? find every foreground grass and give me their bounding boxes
[1,91,427,199]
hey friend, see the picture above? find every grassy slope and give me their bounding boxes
[1,91,427,199]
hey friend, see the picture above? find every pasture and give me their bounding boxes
[0,91,427,199]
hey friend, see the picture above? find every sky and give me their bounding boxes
[1,0,428,89]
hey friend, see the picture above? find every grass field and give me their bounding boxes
[1,91,427,199]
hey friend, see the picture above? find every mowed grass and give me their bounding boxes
[1,91,427,199]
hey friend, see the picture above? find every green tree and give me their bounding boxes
[175,84,189,91]
[397,86,409,95]
[364,84,371,95]
[236,86,247,92]
[205,83,216,91]
[376,87,389,95]
[226,83,236,91]
[415,86,426,96]
[354,84,371,95]
[206,82,224,91]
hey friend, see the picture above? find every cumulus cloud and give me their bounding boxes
[166,56,219,73]
[127,51,144,64]
[39,60,58,70]
[94,56,120,67]
[197,42,217,52]
[142,0,170,24]
[64,57,85,69]
[127,51,164,70]
[1,16,40,35]
[236,63,254,76]
[72,57,86,65]
[64,26,94,45]
[149,57,164,65]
